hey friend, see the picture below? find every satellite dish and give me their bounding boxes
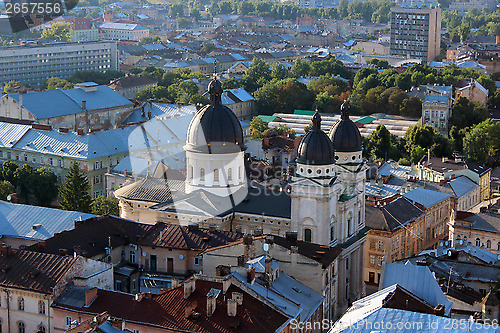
[179,254,184,260]
[447,250,452,257]
[263,243,269,252]
[497,254,500,261]
[6,195,11,201]
[142,251,147,257]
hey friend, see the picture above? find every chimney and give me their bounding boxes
[227,299,237,317]
[85,288,98,306]
[377,179,383,186]
[134,293,144,302]
[442,156,448,163]
[246,267,255,284]
[59,248,68,256]
[82,100,87,110]
[285,231,297,242]
[232,292,243,305]
[0,243,11,258]
[237,255,245,267]
[206,294,217,317]
[243,234,253,245]
[222,278,231,293]
[171,278,179,288]
[184,279,196,299]
[147,111,152,120]
[19,92,23,107]
[291,246,298,266]
[264,257,273,281]
[141,105,146,117]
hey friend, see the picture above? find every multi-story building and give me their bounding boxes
[455,79,489,106]
[222,88,256,120]
[66,18,99,42]
[0,41,118,87]
[108,75,157,99]
[98,23,149,41]
[416,155,491,201]
[390,7,442,62]
[422,94,451,133]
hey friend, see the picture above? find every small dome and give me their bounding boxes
[328,101,362,152]
[185,77,244,154]
[297,112,335,165]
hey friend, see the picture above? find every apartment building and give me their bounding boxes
[66,17,99,42]
[390,7,442,62]
[99,23,149,41]
[0,41,118,87]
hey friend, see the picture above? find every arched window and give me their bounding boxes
[330,226,335,242]
[17,297,24,311]
[189,165,193,180]
[476,238,481,247]
[238,166,242,180]
[213,169,219,182]
[228,168,232,181]
[304,228,312,242]
[38,300,45,314]
[200,168,205,182]
[487,240,491,249]
[17,322,24,333]
[37,325,45,333]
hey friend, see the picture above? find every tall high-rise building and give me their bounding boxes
[390,7,442,62]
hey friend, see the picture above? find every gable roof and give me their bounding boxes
[0,201,94,241]
[108,75,157,90]
[381,197,424,232]
[0,247,76,294]
[28,215,153,258]
[403,188,452,209]
[114,177,185,203]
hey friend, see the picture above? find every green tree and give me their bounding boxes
[59,162,92,213]
[222,78,242,89]
[31,167,57,207]
[271,62,288,80]
[290,59,311,78]
[91,196,119,215]
[0,181,14,201]
[463,119,500,165]
[1,161,18,187]
[241,58,272,92]
[450,97,489,129]
[43,77,74,90]
[14,164,34,203]
[365,125,401,161]
[250,116,269,139]
[41,22,73,41]
[3,80,21,93]
[201,42,217,54]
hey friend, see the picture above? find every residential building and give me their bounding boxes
[416,155,491,201]
[66,18,99,42]
[0,244,112,333]
[353,41,390,56]
[448,0,498,15]
[455,79,489,106]
[0,201,94,248]
[390,7,442,62]
[98,23,149,41]
[222,88,256,120]
[201,233,342,320]
[449,199,500,253]
[0,41,118,87]
[52,275,292,333]
[108,75,157,99]
[262,132,301,170]
[0,82,134,131]
[422,94,451,134]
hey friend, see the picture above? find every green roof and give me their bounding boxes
[258,115,277,123]
[354,116,376,125]
[294,110,316,116]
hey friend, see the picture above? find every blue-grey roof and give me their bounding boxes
[122,102,196,124]
[142,43,166,51]
[365,183,401,199]
[0,201,94,241]
[447,175,479,198]
[0,123,31,148]
[99,22,148,30]
[403,187,452,209]
[380,262,453,316]
[245,255,280,273]
[226,88,254,102]
[332,308,500,332]
[424,94,449,104]
[6,85,133,119]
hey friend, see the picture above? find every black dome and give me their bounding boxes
[185,77,245,154]
[328,101,362,152]
[297,112,335,165]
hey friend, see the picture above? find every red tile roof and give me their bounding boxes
[66,17,91,30]
[54,277,288,333]
[0,246,77,294]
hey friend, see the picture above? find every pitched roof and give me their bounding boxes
[114,177,185,203]
[54,278,288,333]
[381,197,424,232]
[0,201,94,241]
[0,247,76,294]
[136,223,243,250]
[403,188,452,209]
[99,22,148,30]
[28,215,153,258]
[447,175,479,198]
[108,75,157,90]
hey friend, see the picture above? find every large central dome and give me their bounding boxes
[185,78,245,154]
[328,101,362,152]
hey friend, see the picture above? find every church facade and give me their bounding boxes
[115,77,368,315]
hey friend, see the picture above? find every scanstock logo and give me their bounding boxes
[123,111,249,219]
[0,0,78,33]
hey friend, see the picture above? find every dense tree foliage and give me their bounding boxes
[41,23,72,41]
[59,162,92,213]
[463,119,500,166]
[91,196,120,216]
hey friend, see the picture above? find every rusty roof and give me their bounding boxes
[54,277,288,333]
[137,223,243,251]
[29,215,153,258]
[0,246,76,294]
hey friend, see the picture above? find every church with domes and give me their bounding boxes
[115,77,368,315]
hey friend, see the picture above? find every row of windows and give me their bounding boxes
[15,297,46,314]
[189,166,241,182]
[457,235,500,250]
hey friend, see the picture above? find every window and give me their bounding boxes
[228,168,232,181]
[32,156,36,163]
[37,325,45,333]
[17,297,24,311]
[38,300,45,314]
[17,322,24,333]
[377,256,384,266]
[369,272,375,283]
[213,168,219,182]
[476,238,481,247]
[304,228,312,242]
[487,240,491,249]
[194,257,200,266]
[129,251,136,264]
[238,166,242,180]
[345,257,349,270]
[48,158,53,166]
[94,161,100,170]
[189,165,193,180]
[377,240,384,250]
[58,159,62,167]
[40,156,44,164]
[65,316,72,327]
[200,168,205,181]
[330,227,335,242]
[370,254,375,265]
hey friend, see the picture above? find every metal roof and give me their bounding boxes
[403,187,452,209]
[448,175,479,198]
[0,122,31,148]
[0,201,94,241]
[99,22,148,30]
